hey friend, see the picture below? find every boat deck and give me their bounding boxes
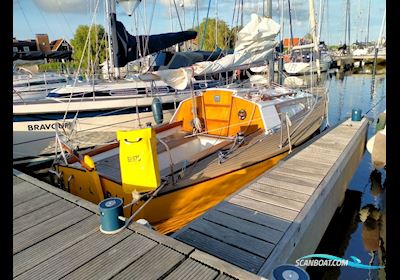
[173,118,368,278]
[13,170,261,280]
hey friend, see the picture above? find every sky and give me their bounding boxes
[13,0,386,46]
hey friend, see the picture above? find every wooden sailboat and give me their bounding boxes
[52,83,327,234]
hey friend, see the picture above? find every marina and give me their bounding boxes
[13,0,386,279]
[13,116,369,279]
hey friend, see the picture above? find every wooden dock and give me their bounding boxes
[13,170,262,280]
[331,54,386,71]
[174,118,369,278]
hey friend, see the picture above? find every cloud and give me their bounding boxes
[32,0,103,14]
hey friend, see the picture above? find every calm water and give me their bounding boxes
[298,71,387,280]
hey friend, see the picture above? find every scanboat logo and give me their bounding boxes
[296,254,385,270]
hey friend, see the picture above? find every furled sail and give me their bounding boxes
[110,14,197,67]
[138,14,280,90]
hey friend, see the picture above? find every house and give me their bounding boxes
[50,38,73,52]
[13,38,38,53]
[13,34,72,62]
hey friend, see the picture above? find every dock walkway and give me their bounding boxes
[13,171,261,280]
[174,118,368,278]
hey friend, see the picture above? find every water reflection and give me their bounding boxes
[307,168,386,280]
[359,170,386,280]
[306,190,362,279]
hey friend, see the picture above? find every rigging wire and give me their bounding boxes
[55,0,75,39]
[16,0,35,37]
[200,0,212,50]
[61,0,101,125]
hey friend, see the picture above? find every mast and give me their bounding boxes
[372,8,386,76]
[105,0,114,79]
[265,0,274,83]
[106,0,120,79]
[278,0,285,85]
[287,0,294,51]
[309,0,321,78]
[215,0,218,48]
[318,0,325,40]
[366,0,371,43]
[347,0,351,47]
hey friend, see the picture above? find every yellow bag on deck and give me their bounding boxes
[117,128,160,193]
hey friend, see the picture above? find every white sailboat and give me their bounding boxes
[284,43,332,75]
[284,0,332,76]
[12,0,203,162]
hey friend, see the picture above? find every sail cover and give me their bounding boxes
[110,14,197,67]
[138,14,280,89]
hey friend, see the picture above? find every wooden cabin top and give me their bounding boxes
[170,87,313,137]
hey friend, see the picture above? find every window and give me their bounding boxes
[13,47,18,52]
[23,46,30,52]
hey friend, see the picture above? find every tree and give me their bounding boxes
[70,24,107,74]
[303,33,313,43]
[195,18,235,51]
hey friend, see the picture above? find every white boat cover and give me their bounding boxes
[137,14,280,90]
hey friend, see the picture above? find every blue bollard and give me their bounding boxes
[351,108,362,121]
[272,264,310,280]
[98,197,125,234]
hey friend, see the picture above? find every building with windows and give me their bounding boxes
[13,34,73,62]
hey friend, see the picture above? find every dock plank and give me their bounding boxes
[215,273,238,280]
[113,244,185,280]
[263,172,319,188]
[239,189,305,212]
[302,145,346,156]
[203,210,283,244]
[15,230,131,280]
[13,215,99,277]
[269,166,325,183]
[280,158,332,174]
[13,181,47,206]
[188,218,274,258]
[176,229,265,274]
[62,234,157,280]
[13,176,23,185]
[164,258,219,280]
[13,193,61,220]
[256,177,316,195]
[189,249,262,280]
[287,152,337,166]
[13,199,75,235]
[229,195,298,221]
[13,206,92,254]
[249,182,310,203]
[129,223,194,255]
[217,201,290,232]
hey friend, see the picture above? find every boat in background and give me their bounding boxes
[366,110,386,169]
[284,43,332,75]
[12,0,202,162]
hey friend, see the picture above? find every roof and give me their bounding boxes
[50,38,72,51]
[283,38,301,47]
